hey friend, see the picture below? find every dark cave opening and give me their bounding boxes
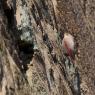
[17,40,34,72]
[3,7,14,28]
[18,40,34,54]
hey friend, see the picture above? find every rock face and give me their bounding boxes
[0,0,95,95]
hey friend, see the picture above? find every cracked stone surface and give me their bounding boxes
[0,0,95,95]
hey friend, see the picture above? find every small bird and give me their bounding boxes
[62,33,75,60]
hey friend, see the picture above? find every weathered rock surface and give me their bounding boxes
[0,0,95,95]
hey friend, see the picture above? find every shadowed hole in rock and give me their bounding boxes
[3,7,14,28]
[17,40,34,72]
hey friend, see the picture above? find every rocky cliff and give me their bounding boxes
[0,0,95,95]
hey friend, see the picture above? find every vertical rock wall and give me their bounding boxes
[0,0,95,95]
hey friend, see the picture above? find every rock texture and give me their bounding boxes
[0,0,95,95]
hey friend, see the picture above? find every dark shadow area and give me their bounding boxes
[2,1,34,73]
[71,68,81,95]
[3,7,14,28]
[18,40,34,54]
[17,40,34,72]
